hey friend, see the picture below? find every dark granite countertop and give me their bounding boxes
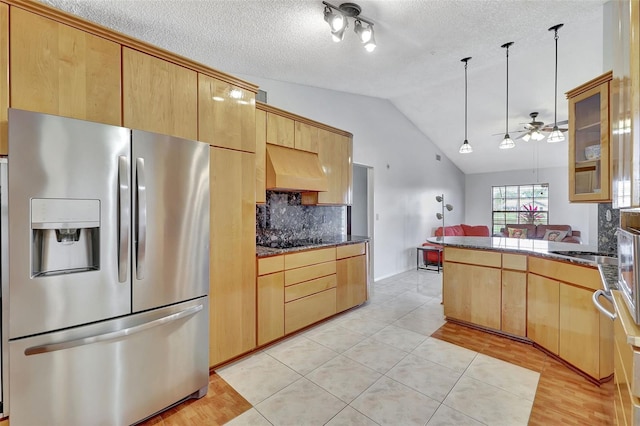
[425,236,614,267]
[598,264,618,292]
[256,235,369,258]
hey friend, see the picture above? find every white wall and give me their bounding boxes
[464,166,598,244]
[239,75,466,280]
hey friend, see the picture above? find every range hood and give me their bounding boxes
[266,144,328,192]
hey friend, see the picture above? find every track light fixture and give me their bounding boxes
[322,2,377,52]
[547,23,565,143]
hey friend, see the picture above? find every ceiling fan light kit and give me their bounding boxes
[322,2,376,51]
[459,57,473,154]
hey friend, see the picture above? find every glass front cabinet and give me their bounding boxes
[567,71,613,202]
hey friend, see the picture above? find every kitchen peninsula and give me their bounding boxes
[427,236,614,383]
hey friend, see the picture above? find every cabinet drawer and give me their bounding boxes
[285,247,336,269]
[445,247,501,268]
[285,261,336,286]
[336,243,366,259]
[502,253,527,271]
[529,256,600,290]
[285,274,336,302]
[285,288,336,334]
[258,255,284,276]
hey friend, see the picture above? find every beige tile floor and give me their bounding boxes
[217,269,540,426]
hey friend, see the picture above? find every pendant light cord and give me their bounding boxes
[506,45,509,134]
[464,60,468,140]
[554,29,558,126]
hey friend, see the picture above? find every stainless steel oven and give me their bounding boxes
[618,227,640,324]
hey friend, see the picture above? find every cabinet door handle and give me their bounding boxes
[592,289,616,320]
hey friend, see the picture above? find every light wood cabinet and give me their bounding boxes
[559,284,601,377]
[611,0,640,209]
[209,147,256,367]
[527,273,560,354]
[528,256,613,380]
[314,129,353,205]
[336,243,367,313]
[256,109,267,204]
[295,121,319,153]
[257,260,284,346]
[612,290,640,425]
[0,2,7,155]
[198,74,255,152]
[266,112,294,148]
[501,270,527,337]
[567,71,613,202]
[283,247,336,333]
[9,7,121,128]
[123,47,198,140]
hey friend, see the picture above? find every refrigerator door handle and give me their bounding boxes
[136,157,147,280]
[118,155,130,283]
[24,304,204,356]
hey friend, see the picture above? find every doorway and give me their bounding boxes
[351,163,374,281]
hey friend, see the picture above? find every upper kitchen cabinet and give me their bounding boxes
[198,74,256,152]
[567,71,612,203]
[612,0,640,208]
[312,129,353,205]
[0,3,8,155]
[295,121,320,153]
[266,112,295,148]
[9,7,121,128]
[123,47,197,141]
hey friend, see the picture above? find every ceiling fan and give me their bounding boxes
[514,112,568,141]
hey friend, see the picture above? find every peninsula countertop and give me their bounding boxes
[257,235,369,258]
[425,236,611,266]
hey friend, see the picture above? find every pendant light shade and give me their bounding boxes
[499,42,515,150]
[459,57,473,154]
[548,23,565,143]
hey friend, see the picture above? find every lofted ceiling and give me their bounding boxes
[38,0,608,175]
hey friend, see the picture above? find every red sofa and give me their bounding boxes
[421,224,490,264]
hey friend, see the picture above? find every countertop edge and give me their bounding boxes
[256,236,370,258]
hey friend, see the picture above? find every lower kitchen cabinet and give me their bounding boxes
[209,147,256,367]
[443,248,502,330]
[501,269,527,337]
[256,243,368,342]
[336,243,367,313]
[527,274,560,355]
[528,256,613,380]
[612,290,640,425]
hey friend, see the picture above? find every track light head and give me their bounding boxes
[324,6,345,32]
[354,20,372,43]
[435,195,443,202]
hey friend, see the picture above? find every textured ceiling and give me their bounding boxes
[39,0,607,175]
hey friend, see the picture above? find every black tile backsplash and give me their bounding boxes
[598,202,619,255]
[256,191,347,246]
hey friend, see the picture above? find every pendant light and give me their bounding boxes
[547,24,565,143]
[459,57,473,154]
[499,42,516,149]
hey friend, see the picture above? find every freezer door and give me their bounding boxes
[8,109,132,339]
[9,297,209,426]
[132,130,209,312]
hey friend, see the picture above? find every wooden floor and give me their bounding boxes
[140,321,614,425]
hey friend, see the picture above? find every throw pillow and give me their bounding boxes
[543,229,568,242]
[507,227,528,239]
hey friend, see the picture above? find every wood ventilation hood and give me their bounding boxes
[266,144,328,192]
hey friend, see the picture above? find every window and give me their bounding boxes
[491,184,549,235]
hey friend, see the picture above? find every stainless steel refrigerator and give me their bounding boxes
[4,109,210,425]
